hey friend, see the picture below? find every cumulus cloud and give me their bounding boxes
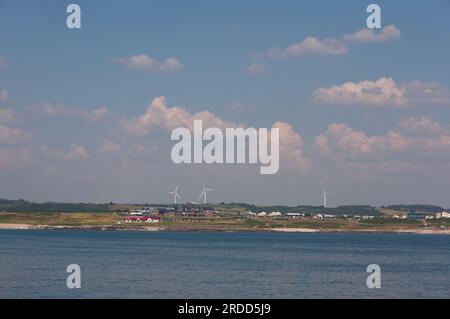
[27,103,109,122]
[266,37,347,58]
[314,118,450,164]
[123,96,237,136]
[124,96,312,174]
[114,54,183,72]
[343,25,400,43]
[273,121,313,173]
[0,89,9,101]
[264,25,400,58]
[312,77,450,107]
[246,62,266,75]
[397,116,444,136]
[0,124,32,145]
[314,123,407,161]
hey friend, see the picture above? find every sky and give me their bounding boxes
[1,0,450,206]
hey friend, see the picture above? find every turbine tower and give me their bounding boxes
[198,186,214,204]
[168,185,181,205]
[323,188,332,208]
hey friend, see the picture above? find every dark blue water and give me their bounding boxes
[0,230,449,298]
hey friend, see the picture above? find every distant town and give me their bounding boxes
[1,198,449,234]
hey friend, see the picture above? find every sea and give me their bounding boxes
[0,229,449,298]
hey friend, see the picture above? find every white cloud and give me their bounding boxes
[312,77,450,107]
[123,96,237,136]
[266,37,347,58]
[264,25,400,58]
[314,123,407,161]
[0,124,32,144]
[0,89,9,101]
[273,121,313,173]
[397,116,443,136]
[27,103,109,122]
[314,119,450,165]
[246,62,266,75]
[115,54,183,72]
[124,96,312,174]
[343,25,400,43]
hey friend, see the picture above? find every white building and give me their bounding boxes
[257,212,267,217]
[268,211,282,217]
[436,211,450,219]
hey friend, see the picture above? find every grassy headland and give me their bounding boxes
[0,200,449,233]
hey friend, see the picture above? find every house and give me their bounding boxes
[268,211,282,217]
[257,212,267,217]
[436,211,450,219]
[286,212,305,219]
[125,216,160,223]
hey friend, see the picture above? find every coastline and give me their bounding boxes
[1,223,450,235]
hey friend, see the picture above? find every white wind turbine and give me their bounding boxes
[169,185,181,205]
[198,186,214,204]
[323,188,332,208]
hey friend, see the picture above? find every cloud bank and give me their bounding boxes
[312,77,450,107]
[115,54,183,72]
[264,25,400,58]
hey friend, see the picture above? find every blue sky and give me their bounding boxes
[1,1,450,206]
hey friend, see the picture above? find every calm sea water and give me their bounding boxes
[0,229,449,298]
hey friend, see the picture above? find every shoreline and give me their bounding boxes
[1,223,450,235]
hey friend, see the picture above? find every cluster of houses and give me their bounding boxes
[123,205,450,223]
[435,211,450,219]
[244,210,450,220]
[244,211,282,218]
[419,211,450,220]
[125,207,160,223]
[124,204,214,223]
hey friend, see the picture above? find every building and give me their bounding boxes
[268,211,282,217]
[435,211,450,219]
[257,212,267,217]
[125,216,160,223]
[129,207,158,215]
[286,212,305,219]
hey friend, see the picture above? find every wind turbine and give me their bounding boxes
[198,186,214,204]
[323,188,332,208]
[169,185,181,205]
